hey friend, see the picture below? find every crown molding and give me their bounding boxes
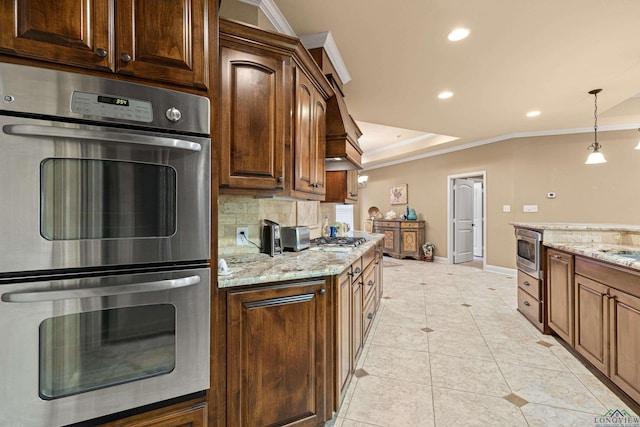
[237,0,296,36]
[299,32,352,84]
[362,123,640,171]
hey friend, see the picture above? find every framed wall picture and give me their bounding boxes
[390,184,408,205]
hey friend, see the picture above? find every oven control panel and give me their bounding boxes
[71,91,153,123]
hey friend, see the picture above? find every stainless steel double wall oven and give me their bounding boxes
[0,63,211,426]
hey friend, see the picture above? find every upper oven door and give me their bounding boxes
[0,116,211,274]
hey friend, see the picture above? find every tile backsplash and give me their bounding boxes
[218,195,336,256]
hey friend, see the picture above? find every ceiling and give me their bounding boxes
[271,0,640,169]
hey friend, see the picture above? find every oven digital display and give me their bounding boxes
[71,91,153,122]
[97,95,130,106]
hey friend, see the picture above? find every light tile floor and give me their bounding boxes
[332,258,639,427]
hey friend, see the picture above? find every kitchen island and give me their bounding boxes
[211,232,384,427]
[512,222,640,410]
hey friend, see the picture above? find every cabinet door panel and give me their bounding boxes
[295,70,315,193]
[220,47,285,190]
[352,279,363,363]
[336,270,352,405]
[547,249,574,345]
[609,288,640,402]
[228,281,327,427]
[0,0,112,71]
[574,275,608,373]
[402,230,418,253]
[116,0,207,88]
[312,98,327,195]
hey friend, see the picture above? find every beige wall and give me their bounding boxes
[358,129,640,269]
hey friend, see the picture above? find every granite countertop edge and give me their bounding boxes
[217,232,385,288]
[510,222,640,232]
[544,241,640,272]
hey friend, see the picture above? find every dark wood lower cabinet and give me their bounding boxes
[547,249,574,345]
[100,400,207,427]
[609,288,640,403]
[227,279,329,427]
[574,274,608,373]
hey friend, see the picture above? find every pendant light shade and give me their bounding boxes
[585,88,606,164]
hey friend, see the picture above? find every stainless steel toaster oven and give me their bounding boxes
[282,226,311,251]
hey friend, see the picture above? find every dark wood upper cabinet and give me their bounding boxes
[219,44,286,191]
[293,63,327,199]
[0,0,114,71]
[218,19,333,200]
[115,0,208,88]
[0,0,208,89]
[325,170,359,204]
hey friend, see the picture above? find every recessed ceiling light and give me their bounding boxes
[438,91,453,99]
[448,28,470,41]
[526,111,541,117]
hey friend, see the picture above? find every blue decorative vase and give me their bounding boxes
[407,208,417,220]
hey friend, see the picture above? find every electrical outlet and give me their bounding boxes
[236,227,249,245]
[523,204,538,213]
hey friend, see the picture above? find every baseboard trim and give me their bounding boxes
[485,264,517,276]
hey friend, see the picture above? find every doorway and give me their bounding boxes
[447,171,486,268]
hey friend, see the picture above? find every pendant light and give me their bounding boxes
[585,88,607,164]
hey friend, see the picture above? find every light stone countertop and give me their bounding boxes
[511,222,640,272]
[217,232,384,288]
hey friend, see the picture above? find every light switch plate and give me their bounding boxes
[523,205,538,213]
[502,205,511,212]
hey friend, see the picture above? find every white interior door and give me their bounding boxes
[473,181,484,257]
[453,178,474,263]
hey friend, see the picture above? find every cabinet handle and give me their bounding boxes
[120,53,132,63]
[368,280,374,286]
[367,313,374,319]
[354,267,361,274]
[319,288,326,295]
[95,48,107,58]
[523,301,531,306]
[277,176,284,183]
[523,281,530,286]
[553,254,562,259]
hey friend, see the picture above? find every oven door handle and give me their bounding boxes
[3,124,202,152]
[1,275,201,303]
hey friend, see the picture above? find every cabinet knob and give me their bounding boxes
[319,288,326,295]
[354,267,361,274]
[120,53,132,63]
[367,313,374,319]
[523,281,530,286]
[278,176,284,183]
[368,280,374,286]
[523,301,531,306]
[95,48,107,58]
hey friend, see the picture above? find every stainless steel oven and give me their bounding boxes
[515,228,542,278]
[0,63,212,426]
[0,62,211,274]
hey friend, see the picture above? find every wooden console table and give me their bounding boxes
[372,220,425,260]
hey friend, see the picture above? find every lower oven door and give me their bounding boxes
[0,267,210,427]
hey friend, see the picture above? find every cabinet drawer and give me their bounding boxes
[363,292,376,339]
[362,247,376,269]
[518,270,541,300]
[362,264,376,302]
[518,288,542,325]
[401,221,420,229]
[374,221,397,228]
